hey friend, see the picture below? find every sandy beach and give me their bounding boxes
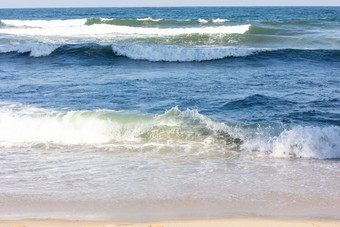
[1,219,340,227]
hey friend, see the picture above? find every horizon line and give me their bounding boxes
[0,5,339,9]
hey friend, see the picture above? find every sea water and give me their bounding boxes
[0,7,339,221]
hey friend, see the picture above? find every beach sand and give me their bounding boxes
[0,219,339,227]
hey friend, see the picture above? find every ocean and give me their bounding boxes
[0,7,339,221]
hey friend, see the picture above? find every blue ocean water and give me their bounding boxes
[0,7,339,221]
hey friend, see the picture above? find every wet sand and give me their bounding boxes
[0,219,340,227]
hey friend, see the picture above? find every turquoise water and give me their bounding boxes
[0,7,339,221]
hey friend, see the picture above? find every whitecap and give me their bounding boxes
[112,44,268,62]
[0,43,60,57]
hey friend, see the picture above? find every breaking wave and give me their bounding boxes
[0,43,60,57]
[0,19,250,37]
[0,43,269,60]
[111,45,269,61]
[0,103,339,159]
[242,126,340,159]
[1,43,339,62]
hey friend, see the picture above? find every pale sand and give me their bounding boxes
[0,219,339,227]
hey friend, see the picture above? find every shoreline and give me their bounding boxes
[1,218,340,227]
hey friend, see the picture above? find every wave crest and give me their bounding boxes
[0,43,60,57]
[0,103,339,160]
[112,45,267,62]
[0,19,250,37]
[0,43,269,60]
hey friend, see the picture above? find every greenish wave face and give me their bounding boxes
[1,104,339,159]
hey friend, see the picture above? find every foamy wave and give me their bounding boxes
[0,19,250,37]
[0,43,60,57]
[0,103,338,159]
[242,126,340,159]
[0,104,151,146]
[0,105,230,148]
[112,45,267,61]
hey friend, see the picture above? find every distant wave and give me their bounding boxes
[1,18,231,29]
[198,18,229,23]
[0,19,86,28]
[111,45,271,61]
[0,103,339,159]
[0,19,250,37]
[0,43,272,60]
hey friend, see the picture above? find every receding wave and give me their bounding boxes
[0,103,339,159]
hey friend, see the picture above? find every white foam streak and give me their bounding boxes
[136,17,162,22]
[1,19,86,28]
[198,18,229,23]
[212,18,229,23]
[198,18,209,23]
[112,45,265,61]
[0,43,60,57]
[0,18,250,37]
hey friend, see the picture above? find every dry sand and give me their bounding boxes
[0,219,339,227]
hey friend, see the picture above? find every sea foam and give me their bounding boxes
[112,45,267,61]
[0,43,60,57]
[242,126,340,159]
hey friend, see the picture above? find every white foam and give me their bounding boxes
[0,43,60,57]
[0,104,150,146]
[198,18,209,23]
[0,19,250,37]
[212,18,229,23]
[242,126,340,159]
[136,17,162,22]
[112,45,266,61]
[1,19,86,28]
